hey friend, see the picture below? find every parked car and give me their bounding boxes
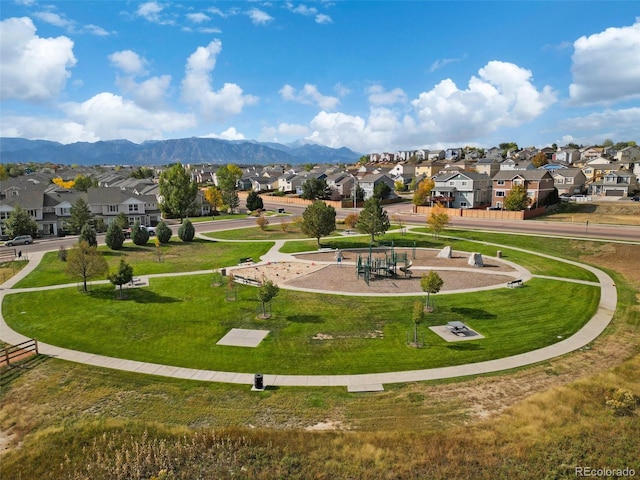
[5,235,33,246]
[632,196,640,202]
[143,226,156,236]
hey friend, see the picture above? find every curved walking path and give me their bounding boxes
[0,235,617,389]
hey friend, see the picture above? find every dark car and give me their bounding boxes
[632,196,640,202]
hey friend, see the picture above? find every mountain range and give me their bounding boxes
[0,137,362,166]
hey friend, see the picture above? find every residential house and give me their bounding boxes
[415,159,446,178]
[427,150,445,161]
[326,173,355,198]
[277,173,302,193]
[582,157,617,182]
[499,159,535,171]
[485,147,502,159]
[588,169,638,197]
[249,176,278,192]
[615,145,640,163]
[357,173,396,200]
[552,168,588,196]
[491,170,555,208]
[474,158,501,178]
[580,146,605,163]
[0,182,47,236]
[86,187,161,227]
[430,171,492,208]
[553,148,581,165]
[445,148,463,161]
[388,162,416,178]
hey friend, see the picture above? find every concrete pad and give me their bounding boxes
[216,328,269,347]
[429,325,485,342]
[348,384,385,393]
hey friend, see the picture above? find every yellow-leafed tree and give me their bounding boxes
[52,177,75,189]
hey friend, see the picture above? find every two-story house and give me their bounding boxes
[491,170,555,208]
[415,159,446,179]
[357,173,396,200]
[430,171,492,208]
[86,187,161,227]
[552,168,588,196]
[588,169,638,197]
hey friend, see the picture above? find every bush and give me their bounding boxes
[156,221,172,244]
[131,221,150,246]
[606,388,638,416]
[57,246,67,261]
[178,219,195,242]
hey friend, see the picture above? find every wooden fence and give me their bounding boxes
[413,206,547,220]
[1,339,38,367]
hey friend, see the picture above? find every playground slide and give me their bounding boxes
[399,260,413,274]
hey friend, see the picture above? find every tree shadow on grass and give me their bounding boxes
[88,287,180,304]
[285,314,324,323]
[449,307,497,320]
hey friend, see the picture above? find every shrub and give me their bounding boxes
[256,216,269,231]
[131,221,150,246]
[606,388,638,416]
[156,221,172,244]
[178,219,195,242]
[57,245,67,261]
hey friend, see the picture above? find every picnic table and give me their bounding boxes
[446,321,469,335]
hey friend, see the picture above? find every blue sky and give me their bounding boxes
[1,1,639,154]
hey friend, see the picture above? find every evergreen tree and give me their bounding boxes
[114,212,129,229]
[156,221,172,244]
[105,222,125,250]
[373,182,392,200]
[246,191,264,211]
[301,177,331,200]
[356,197,390,242]
[131,221,150,246]
[68,197,93,234]
[178,218,195,242]
[78,223,97,247]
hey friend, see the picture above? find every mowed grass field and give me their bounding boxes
[1,226,637,480]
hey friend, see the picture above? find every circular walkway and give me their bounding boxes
[0,234,617,389]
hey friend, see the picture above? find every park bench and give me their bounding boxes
[507,279,523,288]
[238,257,254,265]
[233,275,261,286]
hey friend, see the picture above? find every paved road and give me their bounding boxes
[0,228,619,390]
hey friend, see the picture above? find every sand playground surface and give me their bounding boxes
[228,248,521,294]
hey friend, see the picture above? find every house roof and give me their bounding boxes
[87,187,144,204]
[492,170,551,181]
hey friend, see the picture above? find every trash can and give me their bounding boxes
[254,373,264,390]
[221,268,226,276]
[496,251,502,258]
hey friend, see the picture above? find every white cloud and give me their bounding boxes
[289,4,317,16]
[117,75,172,111]
[280,83,339,110]
[367,85,407,106]
[569,19,640,105]
[202,127,246,140]
[0,114,101,144]
[136,1,174,25]
[557,107,640,145]
[109,50,148,76]
[0,17,76,102]
[34,11,74,29]
[430,54,467,72]
[410,60,556,142]
[84,24,110,36]
[186,12,210,24]
[61,92,195,142]
[181,40,258,120]
[247,8,273,26]
[315,14,332,25]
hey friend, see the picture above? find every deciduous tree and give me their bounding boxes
[109,259,134,299]
[504,185,529,211]
[421,271,443,309]
[258,279,279,319]
[204,186,223,214]
[413,178,435,206]
[426,204,449,238]
[66,241,108,292]
[256,215,269,231]
[356,197,390,242]
[4,205,38,237]
[159,163,198,221]
[301,201,336,247]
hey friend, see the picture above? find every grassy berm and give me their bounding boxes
[1,240,639,479]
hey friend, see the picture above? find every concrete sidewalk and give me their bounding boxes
[0,237,617,389]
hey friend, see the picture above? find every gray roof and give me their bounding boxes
[492,170,551,181]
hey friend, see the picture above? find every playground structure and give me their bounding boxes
[356,242,415,286]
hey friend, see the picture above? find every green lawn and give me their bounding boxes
[3,275,599,375]
[12,240,274,288]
